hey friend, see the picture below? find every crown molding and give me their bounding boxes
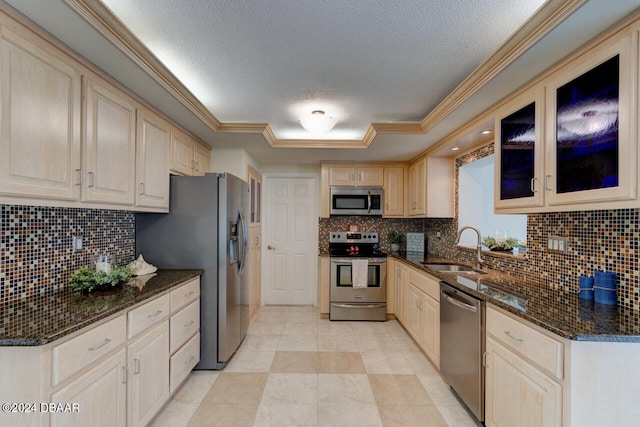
[63,0,583,149]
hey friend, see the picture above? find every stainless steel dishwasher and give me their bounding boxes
[440,281,485,422]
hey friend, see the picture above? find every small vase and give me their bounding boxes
[391,244,400,252]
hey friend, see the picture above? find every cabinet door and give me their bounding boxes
[383,166,405,217]
[356,166,383,186]
[128,322,169,427]
[485,336,562,427]
[83,77,136,205]
[494,88,544,211]
[544,34,635,207]
[193,143,210,176]
[0,27,81,200]
[136,108,170,209]
[408,158,426,216]
[405,285,421,340]
[420,294,439,368]
[170,128,195,176]
[394,264,407,323]
[50,349,126,427]
[329,166,356,186]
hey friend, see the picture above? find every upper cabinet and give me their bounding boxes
[383,166,406,217]
[408,156,453,217]
[494,87,545,211]
[135,108,170,210]
[544,32,636,208]
[329,165,383,187]
[495,27,638,213]
[170,128,211,176]
[0,25,81,201]
[83,76,136,205]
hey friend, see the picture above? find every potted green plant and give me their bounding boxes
[388,230,404,252]
[481,236,520,252]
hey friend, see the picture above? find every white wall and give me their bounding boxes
[210,148,260,181]
[458,155,527,248]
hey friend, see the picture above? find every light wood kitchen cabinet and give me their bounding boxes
[485,305,563,427]
[329,165,384,187]
[383,166,406,217]
[82,75,136,205]
[170,128,211,176]
[318,255,330,317]
[127,321,170,427]
[0,25,81,201]
[136,107,171,210]
[50,349,127,427]
[408,156,453,217]
[394,261,409,323]
[405,268,440,368]
[169,278,201,393]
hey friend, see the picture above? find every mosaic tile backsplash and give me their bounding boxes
[1,205,135,303]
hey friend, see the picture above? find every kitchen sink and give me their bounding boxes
[422,263,486,274]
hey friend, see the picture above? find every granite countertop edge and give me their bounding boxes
[390,252,640,343]
[0,269,203,347]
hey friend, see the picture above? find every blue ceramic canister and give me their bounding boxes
[578,275,594,300]
[594,270,616,305]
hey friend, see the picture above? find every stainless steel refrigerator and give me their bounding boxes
[136,173,250,369]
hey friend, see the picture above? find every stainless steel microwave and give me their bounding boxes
[330,187,383,216]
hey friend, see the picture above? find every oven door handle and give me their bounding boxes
[331,303,387,309]
[442,291,478,313]
[330,257,387,264]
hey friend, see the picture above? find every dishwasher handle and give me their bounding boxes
[441,290,478,313]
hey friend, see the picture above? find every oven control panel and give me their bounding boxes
[329,232,378,244]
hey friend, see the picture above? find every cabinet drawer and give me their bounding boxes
[51,315,126,387]
[170,332,200,394]
[487,306,563,379]
[170,277,200,313]
[408,269,440,301]
[128,294,170,339]
[170,299,200,354]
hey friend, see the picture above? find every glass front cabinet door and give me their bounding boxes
[494,87,545,211]
[544,33,636,207]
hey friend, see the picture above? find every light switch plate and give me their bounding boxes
[72,235,83,253]
[548,235,568,254]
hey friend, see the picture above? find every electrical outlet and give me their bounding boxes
[436,231,441,238]
[72,235,83,253]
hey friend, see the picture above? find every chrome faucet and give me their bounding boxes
[456,226,486,270]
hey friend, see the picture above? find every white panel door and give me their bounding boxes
[264,176,318,305]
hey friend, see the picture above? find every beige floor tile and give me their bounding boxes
[271,351,320,373]
[282,320,318,335]
[202,373,268,404]
[224,350,275,373]
[416,373,462,408]
[360,351,414,374]
[436,405,481,427]
[277,334,318,351]
[187,402,259,427]
[149,401,198,427]
[287,308,320,323]
[403,350,439,375]
[368,374,433,405]
[317,320,356,336]
[240,334,282,352]
[317,351,366,374]
[172,371,219,404]
[253,402,318,427]
[247,321,286,336]
[318,374,375,404]
[261,373,319,404]
[317,334,360,352]
[377,404,448,427]
[318,403,383,427]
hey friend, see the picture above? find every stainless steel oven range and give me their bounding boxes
[329,231,387,321]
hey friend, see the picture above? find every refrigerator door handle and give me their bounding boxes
[237,208,248,274]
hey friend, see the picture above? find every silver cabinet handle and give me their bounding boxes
[75,169,83,186]
[184,320,194,328]
[87,171,95,188]
[544,175,552,191]
[88,338,111,352]
[185,355,195,366]
[147,310,163,319]
[530,177,537,193]
[268,245,276,250]
[139,182,145,195]
[134,358,140,374]
[504,330,524,343]
[122,366,128,384]
[184,291,194,300]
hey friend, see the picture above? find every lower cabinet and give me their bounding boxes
[50,349,127,427]
[128,322,170,427]
[485,305,563,427]
[395,261,439,368]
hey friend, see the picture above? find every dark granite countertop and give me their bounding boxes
[392,252,640,343]
[0,269,202,346]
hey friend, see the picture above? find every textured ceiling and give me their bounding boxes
[99,0,544,140]
[4,0,640,165]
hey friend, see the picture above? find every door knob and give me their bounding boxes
[267,245,275,250]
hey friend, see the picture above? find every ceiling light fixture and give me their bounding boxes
[451,147,460,151]
[481,130,493,135]
[299,110,337,134]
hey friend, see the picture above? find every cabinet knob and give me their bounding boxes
[267,245,276,250]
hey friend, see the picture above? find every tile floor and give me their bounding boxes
[150,306,480,427]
